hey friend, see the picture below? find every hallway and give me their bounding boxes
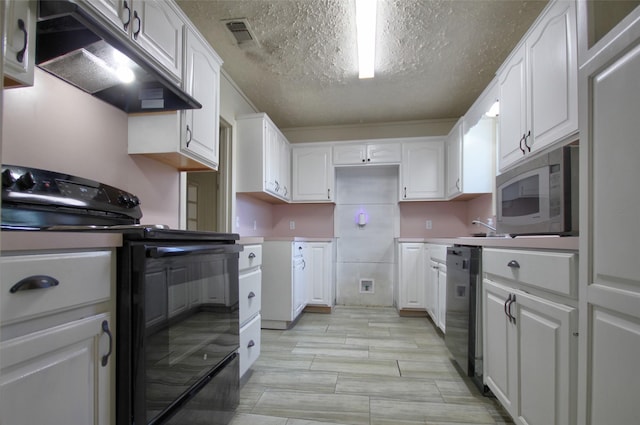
[230,307,513,425]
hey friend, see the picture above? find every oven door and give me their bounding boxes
[117,241,241,425]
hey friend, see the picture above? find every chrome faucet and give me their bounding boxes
[472,219,496,232]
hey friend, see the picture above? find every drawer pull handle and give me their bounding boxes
[507,294,517,324]
[101,320,113,367]
[247,340,255,348]
[248,291,256,299]
[507,260,520,269]
[10,275,59,293]
[504,294,512,319]
[248,252,256,259]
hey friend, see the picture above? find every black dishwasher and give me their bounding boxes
[445,246,484,392]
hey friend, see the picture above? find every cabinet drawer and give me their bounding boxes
[1,251,112,324]
[239,244,262,270]
[483,248,577,297]
[239,314,261,378]
[239,269,261,325]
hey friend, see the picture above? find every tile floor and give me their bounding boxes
[230,306,514,425]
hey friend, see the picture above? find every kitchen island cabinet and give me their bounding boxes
[0,249,115,425]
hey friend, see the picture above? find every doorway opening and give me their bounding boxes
[180,119,233,232]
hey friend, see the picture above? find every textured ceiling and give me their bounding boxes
[176,0,548,129]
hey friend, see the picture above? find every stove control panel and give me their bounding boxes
[1,164,143,221]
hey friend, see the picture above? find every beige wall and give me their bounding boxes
[2,69,182,227]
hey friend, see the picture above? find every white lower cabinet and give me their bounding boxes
[0,313,112,425]
[483,248,578,425]
[397,243,426,312]
[261,241,307,329]
[426,244,448,332]
[0,249,114,425]
[238,244,262,379]
[304,241,334,309]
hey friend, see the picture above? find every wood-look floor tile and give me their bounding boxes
[253,352,315,370]
[252,391,370,425]
[244,369,338,393]
[369,346,449,361]
[292,343,370,359]
[336,374,443,402]
[311,356,401,376]
[397,359,460,379]
[345,336,419,349]
[370,398,495,424]
[229,413,288,425]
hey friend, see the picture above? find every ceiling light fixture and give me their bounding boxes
[356,0,377,79]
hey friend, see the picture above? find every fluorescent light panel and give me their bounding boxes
[356,0,377,79]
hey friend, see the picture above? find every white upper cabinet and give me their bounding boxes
[447,79,497,199]
[4,0,36,87]
[498,0,578,172]
[400,137,445,201]
[333,141,401,165]
[81,0,184,80]
[292,145,334,202]
[236,113,291,203]
[181,27,222,168]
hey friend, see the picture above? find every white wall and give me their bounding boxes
[334,166,399,306]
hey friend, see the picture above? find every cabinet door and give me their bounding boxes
[333,144,367,165]
[81,0,127,32]
[264,123,280,195]
[398,243,425,309]
[498,44,528,172]
[293,259,306,318]
[446,119,463,198]
[515,292,576,425]
[292,146,334,202]
[132,0,184,79]
[401,140,445,200]
[4,0,36,86]
[0,314,112,425]
[306,243,332,306]
[437,266,447,332]
[183,28,221,169]
[483,281,518,415]
[279,134,291,200]
[367,143,401,164]
[527,0,577,153]
[580,15,640,424]
[426,260,438,322]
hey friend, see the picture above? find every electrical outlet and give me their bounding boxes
[426,220,432,230]
[289,221,295,230]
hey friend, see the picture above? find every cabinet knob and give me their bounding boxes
[247,340,255,348]
[507,260,520,269]
[248,291,256,299]
[248,252,256,259]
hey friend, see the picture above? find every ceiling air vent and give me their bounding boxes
[223,19,259,47]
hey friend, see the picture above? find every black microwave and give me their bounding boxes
[496,145,579,236]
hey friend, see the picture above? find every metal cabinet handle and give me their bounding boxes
[186,125,192,147]
[122,0,132,31]
[132,10,142,39]
[275,180,280,191]
[523,130,532,152]
[519,134,526,154]
[504,294,512,319]
[507,294,516,324]
[455,178,460,190]
[101,320,113,367]
[327,188,331,199]
[247,340,255,348]
[367,157,371,162]
[248,291,256,299]
[404,187,407,198]
[248,252,256,259]
[302,259,306,270]
[507,260,520,269]
[16,19,28,63]
[10,275,59,293]
[362,158,366,163]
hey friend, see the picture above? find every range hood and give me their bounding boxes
[36,0,201,113]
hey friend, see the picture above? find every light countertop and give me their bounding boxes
[398,236,579,251]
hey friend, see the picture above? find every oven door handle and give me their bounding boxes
[146,244,242,258]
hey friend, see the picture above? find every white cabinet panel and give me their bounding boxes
[292,145,334,202]
[333,142,400,165]
[3,0,36,87]
[0,313,112,425]
[239,268,261,325]
[400,138,445,200]
[239,314,261,379]
[305,242,334,308]
[397,243,426,310]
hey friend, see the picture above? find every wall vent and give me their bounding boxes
[223,19,259,47]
